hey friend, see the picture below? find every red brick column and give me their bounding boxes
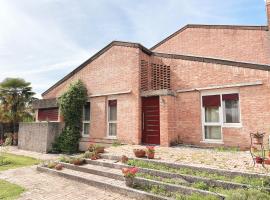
[159,95,177,147]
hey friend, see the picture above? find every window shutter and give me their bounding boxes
[109,100,117,106]
[202,95,220,107]
[38,108,59,121]
[222,93,239,101]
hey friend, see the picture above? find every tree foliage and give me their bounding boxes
[0,78,36,127]
[53,80,87,153]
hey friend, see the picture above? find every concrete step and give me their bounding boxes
[84,157,269,191]
[37,166,169,200]
[38,162,225,200]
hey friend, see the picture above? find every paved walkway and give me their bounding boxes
[0,147,136,200]
[107,145,269,174]
[0,166,136,200]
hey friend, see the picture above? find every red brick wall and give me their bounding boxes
[43,46,142,149]
[152,27,270,65]
[158,56,270,149]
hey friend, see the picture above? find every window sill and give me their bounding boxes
[223,123,242,128]
[200,140,224,144]
[81,135,90,138]
[104,136,117,140]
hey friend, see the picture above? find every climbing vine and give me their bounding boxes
[53,80,88,153]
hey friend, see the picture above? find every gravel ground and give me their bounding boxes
[106,145,269,174]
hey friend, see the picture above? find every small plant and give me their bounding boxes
[122,167,139,187]
[70,157,85,165]
[47,162,57,169]
[146,146,155,159]
[83,151,92,158]
[122,167,139,178]
[88,143,105,154]
[59,156,71,163]
[55,163,63,170]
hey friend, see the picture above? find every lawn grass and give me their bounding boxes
[0,180,24,200]
[0,153,39,171]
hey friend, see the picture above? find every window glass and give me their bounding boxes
[223,100,239,123]
[205,107,219,123]
[83,123,89,135]
[109,105,117,121]
[109,123,117,136]
[84,103,90,121]
[108,100,117,137]
[204,126,221,140]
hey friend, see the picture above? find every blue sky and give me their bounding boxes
[0,0,268,97]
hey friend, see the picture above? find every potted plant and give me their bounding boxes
[252,132,265,145]
[121,155,129,163]
[55,163,63,170]
[255,156,263,164]
[146,146,155,159]
[133,149,146,158]
[122,167,138,187]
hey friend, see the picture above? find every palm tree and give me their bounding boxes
[0,78,36,134]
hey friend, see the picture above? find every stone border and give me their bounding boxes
[101,154,270,179]
[37,166,169,200]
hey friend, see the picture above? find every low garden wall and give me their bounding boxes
[18,122,64,153]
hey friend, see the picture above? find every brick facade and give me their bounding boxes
[36,3,270,150]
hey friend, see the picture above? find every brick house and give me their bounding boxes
[33,2,270,150]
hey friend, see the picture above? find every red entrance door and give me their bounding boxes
[142,97,160,145]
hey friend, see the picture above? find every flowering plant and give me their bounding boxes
[122,167,139,178]
[146,146,155,154]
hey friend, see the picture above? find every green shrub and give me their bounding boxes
[52,80,88,154]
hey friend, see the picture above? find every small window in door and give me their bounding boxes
[108,100,117,137]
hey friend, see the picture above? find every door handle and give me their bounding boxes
[142,112,144,130]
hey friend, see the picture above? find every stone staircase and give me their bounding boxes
[37,155,270,200]
[37,158,169,200]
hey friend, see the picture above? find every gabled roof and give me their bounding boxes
[42,41,151,96]
[42,40,270,97]
[151,24,269,50]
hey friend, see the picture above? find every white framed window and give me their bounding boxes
[107,100,117,137]
[201,89,241,142]
[82,102,90,137]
